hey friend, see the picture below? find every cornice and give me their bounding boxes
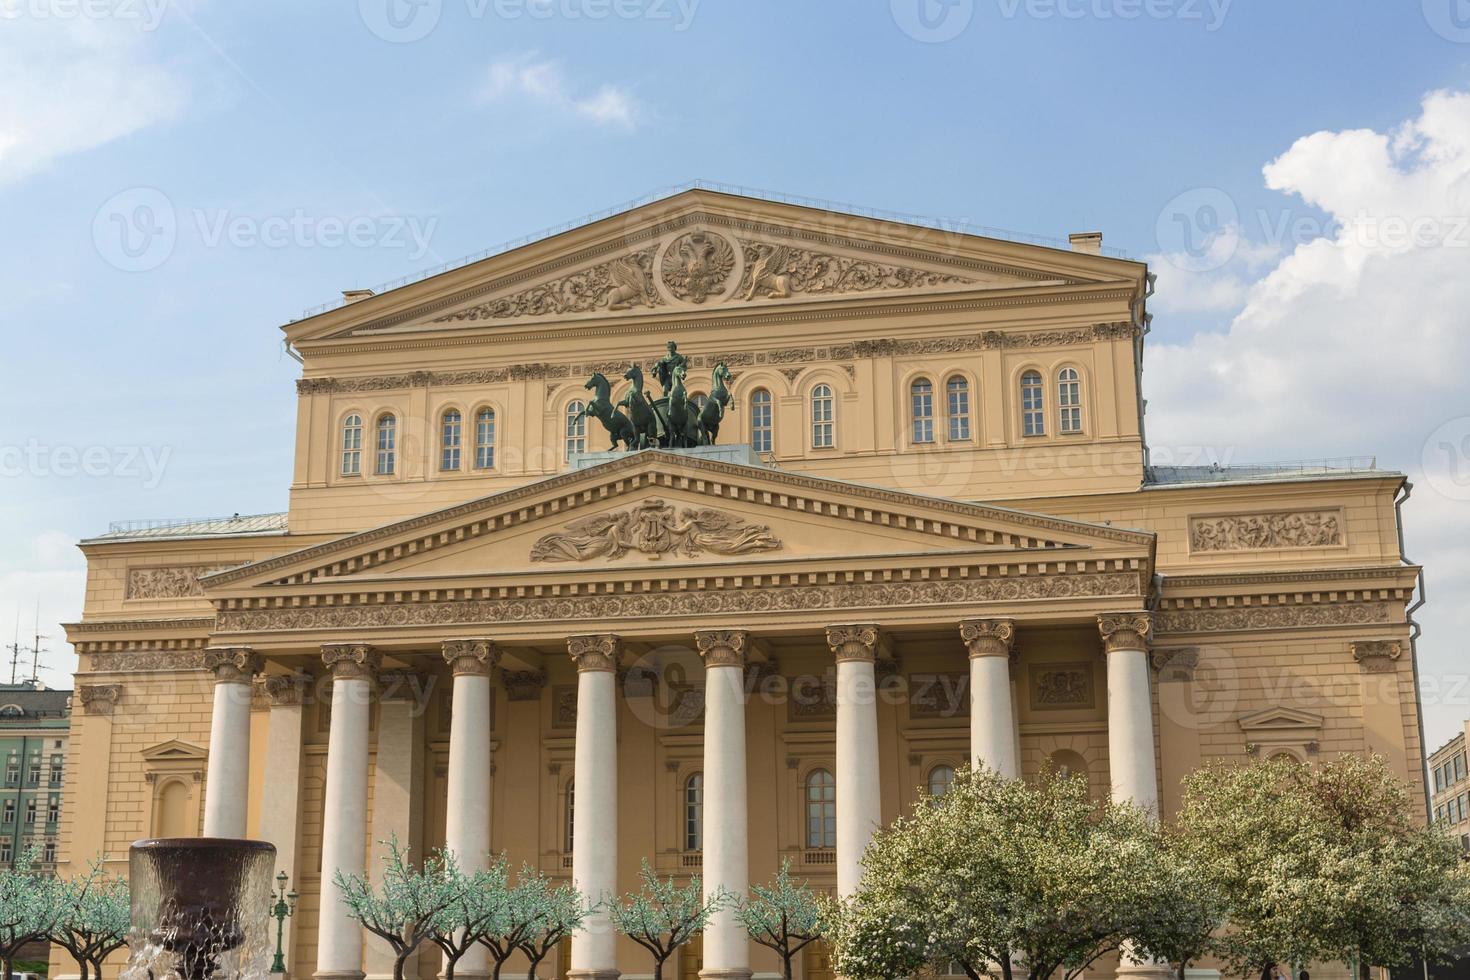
[66,617,215,636]
[201,452,1152,590]
[1155,596,1401,635]
[1159,565,1419,592]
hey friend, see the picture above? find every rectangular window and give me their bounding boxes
[25,764,38,787]
[46,800,58,824]
[341,418,362,476]
[2,800,14,823]
[911,384,934,444]
[947,382,971,441]
[1059,376,1083,433]
[4,766,15,788]
[1457,753,1467,781]
[474,411,496,469]
[440,412,462,471]
[25,800,35,825]
[43,841,54,863]
[1022,377,1045,436]
[750,394,773,454]
[0,842,11,864]
[811,389,835,449]
[375,419,396,475]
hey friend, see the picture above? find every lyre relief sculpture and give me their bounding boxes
[529,498,781,562]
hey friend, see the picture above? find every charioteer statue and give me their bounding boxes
[572,340,736,453]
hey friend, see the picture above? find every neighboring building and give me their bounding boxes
[0,681,71,871]
[1430,726,1470,850]
[55,189,1427,980]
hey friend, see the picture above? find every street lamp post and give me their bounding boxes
[269,869,298,976]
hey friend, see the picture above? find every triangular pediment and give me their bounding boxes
[1237,706,1325,733]
[202,451,1152,594]
[285,189,1145,343]
[141,739,208,763]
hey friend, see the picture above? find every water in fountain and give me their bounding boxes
[122,838,277,980]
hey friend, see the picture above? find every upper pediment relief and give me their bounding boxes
[427,228,998,325]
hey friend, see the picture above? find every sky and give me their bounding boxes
[1,0,1469,748]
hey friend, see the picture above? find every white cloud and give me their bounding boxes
[480,54,642,129]
[1143,89,1470,750]
[0,530,86,690]
[1147,233,1281,313]
[0,1,189,186]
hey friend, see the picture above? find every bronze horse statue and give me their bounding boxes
[667,364,706,448]
[620,364,660,449]
[699,362,735,443]
[577,372,639,451]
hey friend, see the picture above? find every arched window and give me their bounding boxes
[1021,371,1045,437]
[692,393,709,411]
[684,773,704,851]
[946,376,971,441]
[1047,750,1088,783]
[805,768,836,848]
[1057,368,1082,433]
[910,378,935,443]
[340,414,363,476]
[750,388,773,454]
[440,409,462,471]
[927,764,956,798]
[375,414,397,475]
[564,779,575,853]
[474,408,496,469]
[811,385,835,449]
[565,401,587,461]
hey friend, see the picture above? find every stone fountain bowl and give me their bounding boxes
[127,838,276,980]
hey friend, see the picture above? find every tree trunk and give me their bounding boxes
[1001,952,1014,980]
[782,951,794,980]
[394,949,408,980]
[653,956,664,980]
[1359,952,1371,980]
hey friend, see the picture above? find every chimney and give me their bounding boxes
[1068,231,1103,255]
[342,289,375,304]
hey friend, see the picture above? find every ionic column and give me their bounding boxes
[441,640,499,980]
[316,643,382,980]
[1098,615,1160,817]
[958,620,1019,779]
[825,625,882,898]
[202,646,263,838]
[568,635,622,980]
[694,630,751,980]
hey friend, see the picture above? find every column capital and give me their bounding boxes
[321,643,382,680]
[1351,639,1404,673]
[503,669,547,701]
[695,629,750,668]
[568,634,622,672]
[442,638,500,676]
[958,619,1015,659]
[203,646,263,684]
[1152,646,1201,681]
[1097,613,1153,654]
[263,673,308,706]
[826,624,880,663]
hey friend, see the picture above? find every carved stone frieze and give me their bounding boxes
[433,248,661,322]
[1189,511,1344,552]
[215,571,1143,633]
[88,649,209,673]
[694,629,749,668]
[738,239,973,301]
[959,618,1014,659]
[1030,663,1095,710]
[1351,639,1404,673]
[1155,602,1393,635]
[1098,613,1153,653]
[321,643,381,680]
[826,624,880,663]
[908,671,967,719]
[78,684,122,716]
[442,638,500,676]
[568,634,621,673]
[203,646,263,684]
[528,498,781,562]
[503,669,547,701]
[126,565,233,600]
[661,231,737,303]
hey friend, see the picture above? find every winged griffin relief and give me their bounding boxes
[529,498,782,562]
[739,239,975,300]
[434,248,662,322]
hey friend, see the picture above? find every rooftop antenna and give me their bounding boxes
[6,612,18,686]
[29,600,47,685]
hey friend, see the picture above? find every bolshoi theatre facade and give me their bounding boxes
[56,190,1426,980]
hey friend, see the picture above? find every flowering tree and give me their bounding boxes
[49,859,130,980]
[825,766,1181,980]
[427,862,501,980]
[608,860,725,980]
[737,860,824,980]
[514,871,587,980]
[336,837,460,980]
[478,862,544,980]
[0,846,66,980]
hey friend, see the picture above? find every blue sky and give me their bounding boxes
[3,0,1470,748]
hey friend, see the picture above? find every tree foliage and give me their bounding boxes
[49,859,130,980]
[737,860,825,980]
[608,860,726,980]
[514,869,588,980]
[0,846,66,980]
[336,836,460,980]
[825,766,1197,980]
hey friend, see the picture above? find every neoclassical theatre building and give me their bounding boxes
[57,189,1425,980]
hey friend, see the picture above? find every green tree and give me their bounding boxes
[825,766,1182,980]
[608,860,725,980]
[514,871,587,980]
[737,860,824,980]
[0,846,66,980]
[428,862,501,980]
[336,837,460,980]
[49,859,130,980]
[478,861,543,980]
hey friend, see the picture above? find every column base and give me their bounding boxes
[314,972,367,980]
[439,972,486,980]
[568,971,620,980]
[1116,962,1176,980]
[700,970,753,980]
